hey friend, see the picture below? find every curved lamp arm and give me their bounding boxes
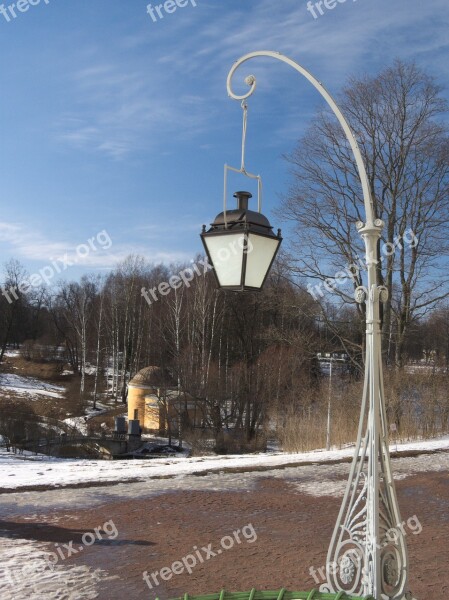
[226,50,377,230]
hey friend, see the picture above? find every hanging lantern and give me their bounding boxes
[201,191,282,291]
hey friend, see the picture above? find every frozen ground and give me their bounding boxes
[0,536,116,600]
[1,446,448,519]
[63,416,89,436]
[0,373,65,400]
[3,349,21,358]
[0,434,448,492]
[1,438,448,600]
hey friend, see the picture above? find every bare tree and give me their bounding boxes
[56,277,96,396]
[92,276,106,409]
[0,260,28,363]
[282,60,449,367]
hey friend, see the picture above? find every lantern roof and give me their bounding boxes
[208,191,273,232]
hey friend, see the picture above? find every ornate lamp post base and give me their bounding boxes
[318,224,417,600]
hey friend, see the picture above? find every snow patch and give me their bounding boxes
[3,350,20,358]
[0,374,65,400]
[0,435,448,492]
[63,417,88,436]
[0,536,116,600]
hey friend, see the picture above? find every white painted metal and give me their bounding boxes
[326,357,332,452]
[223,100,262,228]
[226,51,417,600]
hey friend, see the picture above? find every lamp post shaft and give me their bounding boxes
[226,51,415,600]
[326,357,332,452]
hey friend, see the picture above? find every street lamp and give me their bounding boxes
[202,51,417,600]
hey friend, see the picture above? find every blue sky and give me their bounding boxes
[0,0,448,281]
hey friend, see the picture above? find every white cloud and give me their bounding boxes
[54,59,214,159]
[52,0,449,160]
[0,220,191,274]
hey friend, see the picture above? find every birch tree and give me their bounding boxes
[57,277,96,397]
[0,260,28,362]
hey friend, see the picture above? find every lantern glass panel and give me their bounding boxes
[244,233,280,289]
[203,233,245,287]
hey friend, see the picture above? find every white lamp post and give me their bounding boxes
[203,51,417,600]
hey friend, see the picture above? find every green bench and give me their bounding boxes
[164,589,375,600]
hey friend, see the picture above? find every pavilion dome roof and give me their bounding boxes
[128,366,172,388]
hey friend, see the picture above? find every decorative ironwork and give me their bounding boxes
[321,274,409,600]
[355,286,367,304]
[319,278,410,599]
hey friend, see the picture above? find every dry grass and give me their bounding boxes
[278,408,360,453]
[277,369,449,453]
[1,355,64,380]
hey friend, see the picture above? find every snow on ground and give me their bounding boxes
[0,536,117,600]
[3,349,21,358]
[1,446,448,522]
[0,373,65,400]
[1,441,447,600]
[63,417,88,436]
[85,402,117,419]
[1,435,448,492]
